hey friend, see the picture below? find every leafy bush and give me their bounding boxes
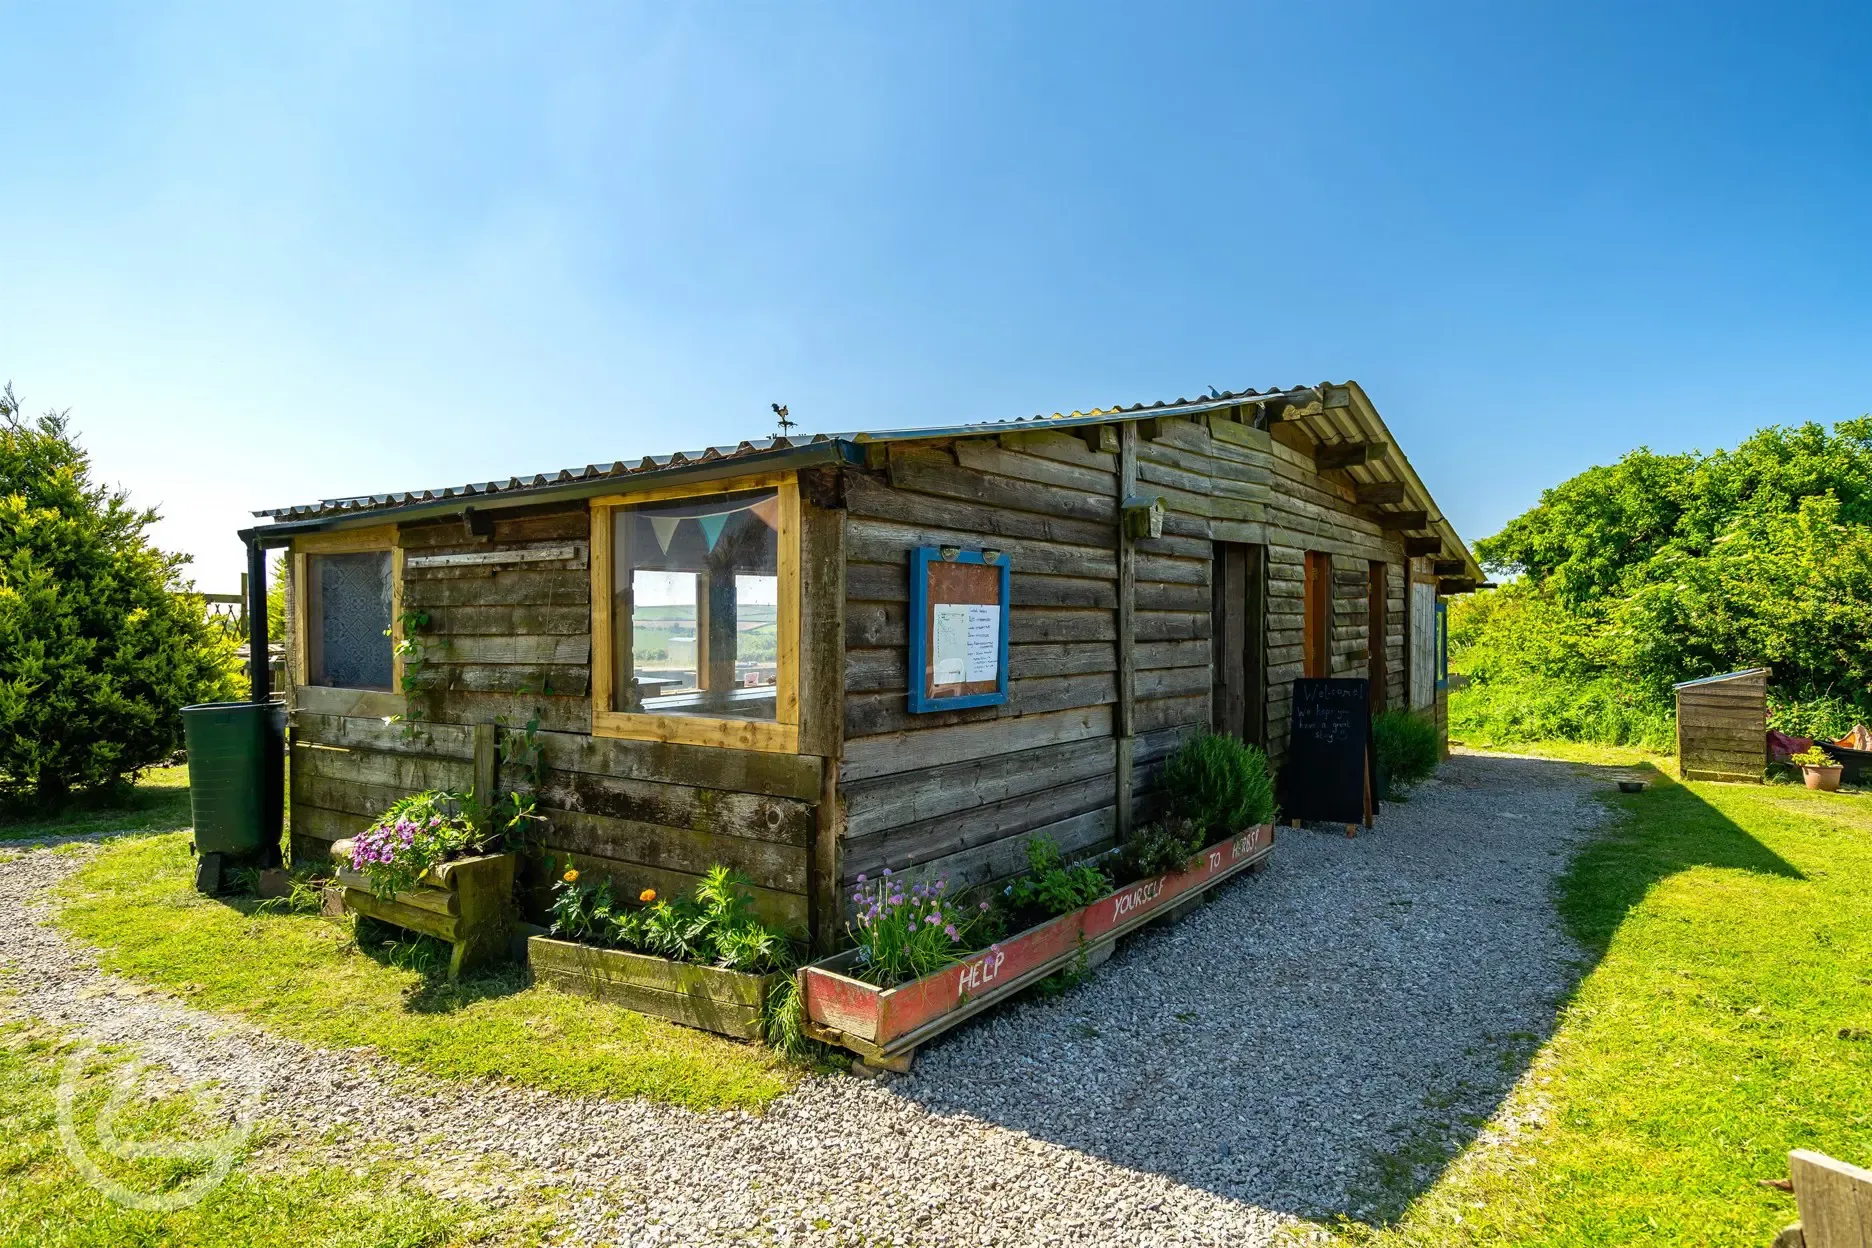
[1120,816,1204,880]
[1456,418,1872,750]
[347,791,481,899]
[1161,732,1276,836]
[0,387,240,808]
[1373,710,1441,796]
[1006,834,1112,920]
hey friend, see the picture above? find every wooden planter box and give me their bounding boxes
[801,823,1275,1068]
[333,850,517,980]
[527,935,778,1041]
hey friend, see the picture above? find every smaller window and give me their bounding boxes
[307,551,394,689]
[293,528,400,694]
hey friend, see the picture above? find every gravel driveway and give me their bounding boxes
[0,751,1604,1246]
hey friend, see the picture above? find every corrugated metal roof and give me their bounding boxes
[251,381,1480,580]
[252,385,1323,523]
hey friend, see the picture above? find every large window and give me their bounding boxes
[591,474,799,752]
[292,528,402,693]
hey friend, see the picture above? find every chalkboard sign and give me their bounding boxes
[1285,678,1375,827]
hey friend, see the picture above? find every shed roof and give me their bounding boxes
[252,380,1479,578]
[1672,668,1771,690]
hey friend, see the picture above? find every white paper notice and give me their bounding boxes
[931,604,969,685]
[964,604,1000,683]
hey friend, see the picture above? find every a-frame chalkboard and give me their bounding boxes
[1284,678,1376,830]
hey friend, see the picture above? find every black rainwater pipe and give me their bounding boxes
[243,532,268,703]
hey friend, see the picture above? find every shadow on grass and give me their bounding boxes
[883,751,1810,1228]
[1557,760,1803,958]
[352,925,532,1015]
[0,778,193,844]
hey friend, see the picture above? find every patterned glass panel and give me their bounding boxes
[310,551,393,689]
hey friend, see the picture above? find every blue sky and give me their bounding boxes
[4,2,1869,587]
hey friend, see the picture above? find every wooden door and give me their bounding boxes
[1367,561,1388,712]
[1211,542,1268,746]
[1303,551,1331,679]
[1409,578,1437,709]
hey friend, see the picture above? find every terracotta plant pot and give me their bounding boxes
[1802,764,1844,792]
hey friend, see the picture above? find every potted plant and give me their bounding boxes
[331,790,517,980]
[526,864,798,1043]
[1791,746,1844,792]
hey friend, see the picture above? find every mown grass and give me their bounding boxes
[1347,753,1872,1245]
[0,765,193,843]
[51,833,798,1112]
[0,1020,524,1247]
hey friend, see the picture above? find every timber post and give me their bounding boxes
[1115,422,1138,837]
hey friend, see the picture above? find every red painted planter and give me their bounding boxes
[801,823,1274,1063]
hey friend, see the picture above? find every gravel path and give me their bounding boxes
[0,751,1604,1245]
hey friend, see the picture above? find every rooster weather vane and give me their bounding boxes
[772,403,795,437]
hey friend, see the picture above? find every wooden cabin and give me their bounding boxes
[250,381,1480,948]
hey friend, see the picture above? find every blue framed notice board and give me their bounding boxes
[907,547,1010,712]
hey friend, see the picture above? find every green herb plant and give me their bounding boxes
[1790,746,1836,768]
[848,869,994,987]
[1006,835,1111,922]
[1161,732,1277,838]
[1373,709,1441,797]
[550,862,796,975]
[1120,815,1205,881]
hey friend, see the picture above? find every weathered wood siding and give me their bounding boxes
[840,432,1124,895]
[838,414,1413,898]
[285,502,821,933]
[1675,669,1768,783]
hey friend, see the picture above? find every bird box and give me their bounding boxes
[1121,494,1165,540]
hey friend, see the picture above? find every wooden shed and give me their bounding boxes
[245,381,1481,949]
[1674,668,1769,782]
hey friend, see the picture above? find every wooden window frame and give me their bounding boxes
[589,471,801,754]
[290,526,405,696]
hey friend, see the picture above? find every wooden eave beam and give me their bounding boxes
[1314,441,1390,471]
[1431,559,1467,577]
[1377,509,1430,531]
[1403,536,1443,557]
[1353,482,1407,506]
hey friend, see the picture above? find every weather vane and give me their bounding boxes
[772,403,794,437]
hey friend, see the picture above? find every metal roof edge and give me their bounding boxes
[1672,667,1771,690]
[849,387,1321,443]
[249,438,862,544]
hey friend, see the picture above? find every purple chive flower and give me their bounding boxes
[856,874,867,884]
[944,924,959,941]
[881,868,892,877]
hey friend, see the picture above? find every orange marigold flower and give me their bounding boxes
[639,888,657,903]
[563,869,579,884]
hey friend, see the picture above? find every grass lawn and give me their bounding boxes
[49,833,798,1112]
[1351,749,1872,1245]
[0,1020,528,1247]
[0,765,193,843]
